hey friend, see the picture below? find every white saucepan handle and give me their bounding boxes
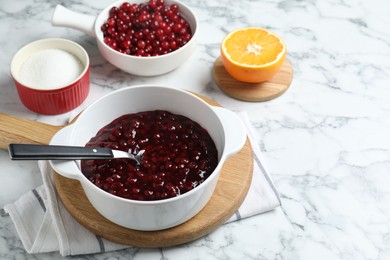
[212,107,247,159]
[51,5,96,38]
[49,125,83,181]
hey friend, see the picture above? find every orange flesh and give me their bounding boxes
[223,28,285,67]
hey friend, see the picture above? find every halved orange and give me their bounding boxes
[221,27,286,83]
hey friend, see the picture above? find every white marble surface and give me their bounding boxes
[1,0,390,259]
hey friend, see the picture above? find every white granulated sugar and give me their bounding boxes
[18,49,84,90]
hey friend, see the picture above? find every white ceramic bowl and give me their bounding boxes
[49,86,246,231]
[51,0,198,76]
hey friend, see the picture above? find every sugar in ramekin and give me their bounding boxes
[10,38,90,115]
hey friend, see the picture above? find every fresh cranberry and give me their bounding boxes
[109,7,119,17]
[121,2,132,11]
[81,110,218,201]
[137,40,146,49]
[101,0,192,57]
[170,4,179,13]
[169,40,177,50]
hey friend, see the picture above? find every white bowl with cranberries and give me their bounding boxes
[52,0,198,76]
[49,86,246,231]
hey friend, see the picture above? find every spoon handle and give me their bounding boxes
[8,144,113,160]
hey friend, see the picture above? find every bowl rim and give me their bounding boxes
[63,85,226,205]
[93,0,199,60]
[10,38,90,91]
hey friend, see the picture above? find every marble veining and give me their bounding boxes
[1,0,390,259]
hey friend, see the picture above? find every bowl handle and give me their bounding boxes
[51,5,96,38]
[212,107,247,159]
[48,125,83,180]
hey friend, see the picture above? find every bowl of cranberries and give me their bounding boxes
[49,85,246,231]
[52,0,198,76]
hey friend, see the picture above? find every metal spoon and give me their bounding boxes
[8,144,144,165]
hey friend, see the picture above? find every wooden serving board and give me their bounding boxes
[213,57,293,102]
[0,94,254,248]
[54,138,252,247]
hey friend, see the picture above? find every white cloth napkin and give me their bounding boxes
[3,112,281,256]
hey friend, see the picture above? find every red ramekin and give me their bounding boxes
[10,38,90,115]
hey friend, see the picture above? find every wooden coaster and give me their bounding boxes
[213,57,293,102]
[53,94,254,248]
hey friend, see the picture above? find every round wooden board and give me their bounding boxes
[213,57,293,102]
[53,95,254,248]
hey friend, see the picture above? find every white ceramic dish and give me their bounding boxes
[51,0,198,76]
[49,85,246,231]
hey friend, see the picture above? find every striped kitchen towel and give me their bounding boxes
[3,111,280,256]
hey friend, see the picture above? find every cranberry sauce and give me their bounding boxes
[101,0,192,56]
[81,110,218,201]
